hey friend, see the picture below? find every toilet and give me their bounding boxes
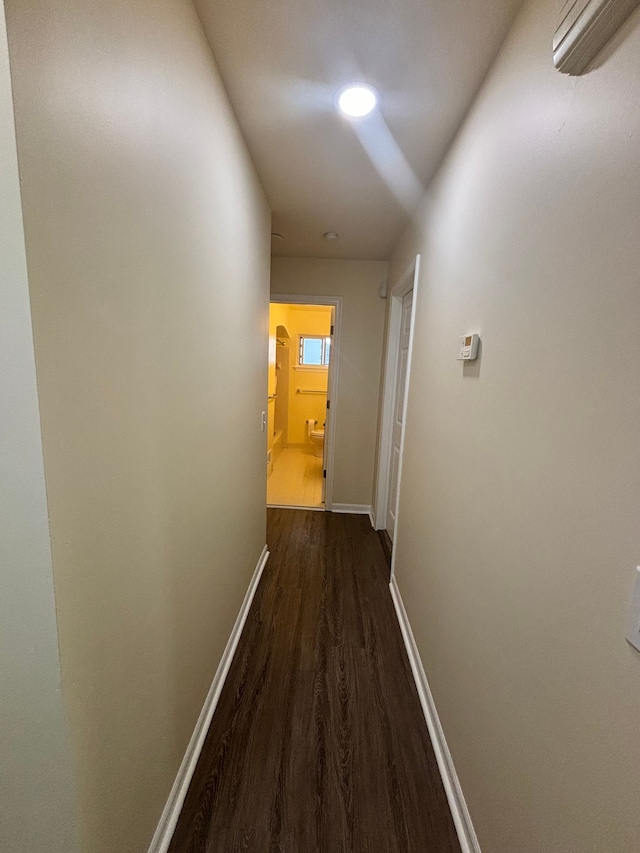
[307,420,325,457]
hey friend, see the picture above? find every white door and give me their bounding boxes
[386,288,413,540]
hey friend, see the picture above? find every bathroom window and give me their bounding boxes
[298,335,331,368]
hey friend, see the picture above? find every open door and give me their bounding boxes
[374,255,421,574]
[386,289,413,539]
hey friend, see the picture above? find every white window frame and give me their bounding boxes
[296,334,331,370]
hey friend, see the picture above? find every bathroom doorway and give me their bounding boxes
[267,295,341,510]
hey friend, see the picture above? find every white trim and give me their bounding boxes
[373,256,421,571]
[331,503,373,515]
[373,296,401,531]
[553,0,640,75]
[389,576,481,853]
[389,257,420,581]
[368,506,376,529]
[270,294,342,511]
[267,503,325,512]
[147,545,270,853]
[292,364,328,372]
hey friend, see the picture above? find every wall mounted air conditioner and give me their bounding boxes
[553,0,640,74]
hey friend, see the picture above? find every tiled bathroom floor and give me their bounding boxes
[267,447,324,508]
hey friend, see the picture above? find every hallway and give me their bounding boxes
[168,510,461,852]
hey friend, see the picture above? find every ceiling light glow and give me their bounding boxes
[337,84,379,118]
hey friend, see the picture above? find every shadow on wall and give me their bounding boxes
[462,337,482,379]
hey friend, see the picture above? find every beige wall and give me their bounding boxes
[5,0,271,850]
[389,1,640,851]
[0,4,78,850]
[271,258,387,506]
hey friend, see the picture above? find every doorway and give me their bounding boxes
[374,256,420,574]
[267,295,341,510]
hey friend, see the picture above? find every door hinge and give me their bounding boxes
[330,325,334,335]
[323,469,327,479]
[326,400,330,409]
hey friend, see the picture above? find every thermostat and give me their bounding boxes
[625,566,640,653]
[458,334,479,361]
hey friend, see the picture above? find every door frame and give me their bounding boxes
[373,255,421,576]
[270,293,342,511]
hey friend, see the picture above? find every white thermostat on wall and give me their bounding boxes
[458,334,479,361]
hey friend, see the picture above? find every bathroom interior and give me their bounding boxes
[267,302,332,508]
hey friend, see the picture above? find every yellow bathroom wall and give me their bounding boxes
[268,303,289,397]
[285,306,331,446]
[267,303,290,449]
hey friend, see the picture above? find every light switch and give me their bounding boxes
[625,567,640,653]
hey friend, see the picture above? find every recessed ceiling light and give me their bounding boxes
[324,231,339,241]
[337,83,379,118]
[271,232,283,241]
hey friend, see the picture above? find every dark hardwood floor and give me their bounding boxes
[378,527,393,567]
[168,509,461,853]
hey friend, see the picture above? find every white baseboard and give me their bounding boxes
[389,576,481,853]
[147,545,270,853]
[267,503,325,512]
[331,503,373,516]
[368,506,376,529]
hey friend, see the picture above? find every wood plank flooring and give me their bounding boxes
[168,509,461,853]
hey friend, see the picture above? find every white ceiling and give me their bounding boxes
[195,0,525,260]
